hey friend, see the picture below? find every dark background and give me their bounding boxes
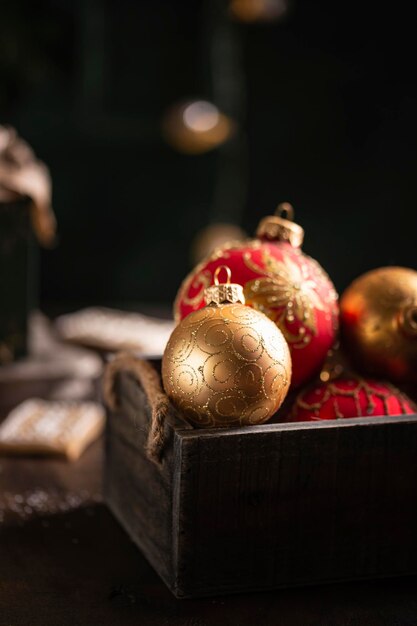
[1,0,416,308]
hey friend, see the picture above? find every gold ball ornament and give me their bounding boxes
[162,266,292,428]
[340,266,417,384]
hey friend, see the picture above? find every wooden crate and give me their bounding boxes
[104,368,417,598]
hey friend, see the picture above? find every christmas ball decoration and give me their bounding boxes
[289,377,416,422]
[340,267,417,384]
[174,203,338,388]
[162,266,291,428]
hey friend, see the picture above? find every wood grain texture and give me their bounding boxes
[105,370,417,598]
[175,418,417,596]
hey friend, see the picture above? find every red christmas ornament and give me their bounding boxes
[174,203,338,388]
[289,377,416,422]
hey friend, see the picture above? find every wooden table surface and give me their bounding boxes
[1,437,417,626]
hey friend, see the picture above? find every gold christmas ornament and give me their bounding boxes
[162,266,291,428]
[340,266,417,384]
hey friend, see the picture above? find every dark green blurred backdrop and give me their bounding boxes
[1,0,416,306]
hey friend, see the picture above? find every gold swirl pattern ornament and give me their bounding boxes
[163,266,291,428]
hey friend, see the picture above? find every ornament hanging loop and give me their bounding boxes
[214,265,232,286]
[275,202,294,222]
[204,264,245,306]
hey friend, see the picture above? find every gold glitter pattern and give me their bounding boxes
[162,303,291,428]
[173,241,251,322]
[181,269,212,307]
[292,376,415,420]
[243,247,335,347]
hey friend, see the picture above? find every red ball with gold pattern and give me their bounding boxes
[289,376,416,421]
[174,204,338,388]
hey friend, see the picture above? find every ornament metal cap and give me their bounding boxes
[256,202,304,248]
[204,265,245,306]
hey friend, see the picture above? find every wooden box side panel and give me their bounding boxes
[175,418,417,597]
[104,373,180,590]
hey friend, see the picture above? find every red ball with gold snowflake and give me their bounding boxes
[174,203,338,388]
[289,376,416,421]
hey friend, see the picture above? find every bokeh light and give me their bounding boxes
[229,0,290,23]
[162,100,236,154]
